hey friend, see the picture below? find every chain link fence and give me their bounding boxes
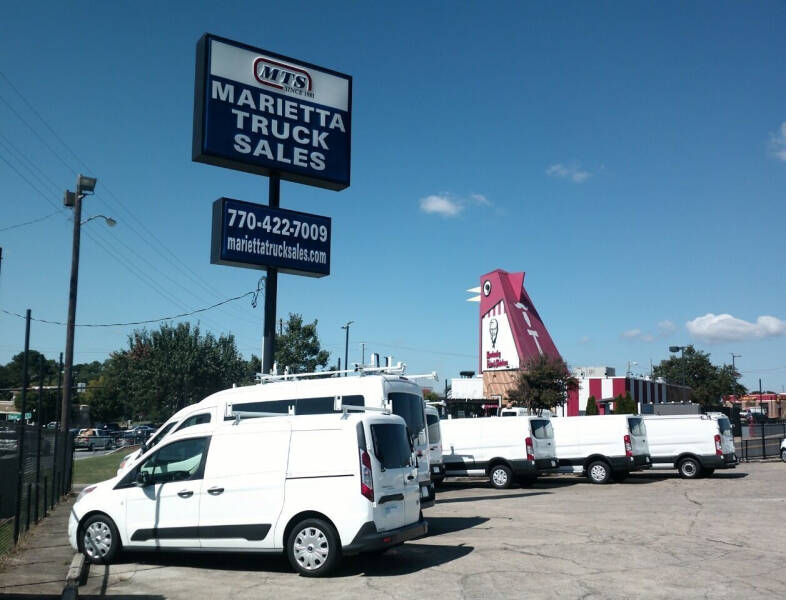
[0,422,73,556]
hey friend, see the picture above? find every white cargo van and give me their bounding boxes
[425,405,444,485]
[439,416,558,489]
[117,366,436,508]
[70,411,427,576]
[642,413,738,478]
[551,415,651,483]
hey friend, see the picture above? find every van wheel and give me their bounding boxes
[587,461,611,484]
[489,464,513,489]
[79,514,120,564]
[287,518,341,577]
[781,449,786,463]
[678,457,701,479]
[700,468,715,477]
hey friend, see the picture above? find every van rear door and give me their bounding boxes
[626,417,649,457]
[529,419,556,463]
[715,417,735,455]
[366,417,420,532]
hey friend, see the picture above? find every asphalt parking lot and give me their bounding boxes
[2,461,785,599]
[57,461,783,600]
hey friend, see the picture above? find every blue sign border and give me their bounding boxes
[193,33,352,191]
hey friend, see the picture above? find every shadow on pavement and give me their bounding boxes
[630,471,749,481]
[436,491,550,505]
[0,596,164,600]
[337,542,474,577]
[425,515,489,536]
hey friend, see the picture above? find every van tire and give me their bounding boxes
[287,518,341,577]
[678,457,701,479]
[79,514,120,564]
[489,464,513,489]
[781,449,786,463]
[587,461,611,484]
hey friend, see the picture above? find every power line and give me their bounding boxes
[0,290,256,328]
[0,211,60,232]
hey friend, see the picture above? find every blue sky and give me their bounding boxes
[1,1,785,393]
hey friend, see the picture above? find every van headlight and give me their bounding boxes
[76,485,97,503]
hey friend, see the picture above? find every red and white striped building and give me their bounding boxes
[567,366,690,415]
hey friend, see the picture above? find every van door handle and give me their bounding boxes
[407,475,415,481]
[177,490,194,498]
[207,487,224,496]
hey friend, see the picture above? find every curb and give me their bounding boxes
[61,552,89,599]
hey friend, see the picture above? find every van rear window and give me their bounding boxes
[531,419,553,440]
[370,423,412,469]
[717,418,732,436]
[627,417,646,436]
[426,413,441,444]
[388,393,426,441]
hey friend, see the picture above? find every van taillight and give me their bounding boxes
[525,437,535,461]
[624,434,633,457]
[714,434,722,456]
[359,449,374,502]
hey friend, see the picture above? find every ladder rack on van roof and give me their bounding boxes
[254,361,407,384]
[229,400,391,424]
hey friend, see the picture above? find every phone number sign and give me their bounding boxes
[211,198,331,277]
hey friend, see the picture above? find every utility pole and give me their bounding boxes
[342,321,353,376]
[261,174,280,374]
[360,342,366,366]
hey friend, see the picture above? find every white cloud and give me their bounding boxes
[686,313,786,343]
[546,163,591,183]
[419,194,462,218]
[419,192,493,218]
[657,320,676,334]
[769,121,786,162]
[622,328,642,339]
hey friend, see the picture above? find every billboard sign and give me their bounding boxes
[211,197,330,277]
[193,34,352,191]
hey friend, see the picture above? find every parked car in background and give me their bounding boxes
[74,429,116,451]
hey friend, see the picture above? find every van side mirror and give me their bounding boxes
[136,471,152,486]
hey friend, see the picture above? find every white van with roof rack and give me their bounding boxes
[117,362,437,508]
[425,404,444,485]
[71,408,427,576]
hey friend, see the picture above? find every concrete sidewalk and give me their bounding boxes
[0,495,76,598]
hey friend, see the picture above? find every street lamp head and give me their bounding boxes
[669,346,682,353]
[77,175,97,193]
[63,191,76,207]
[105,217,117,227]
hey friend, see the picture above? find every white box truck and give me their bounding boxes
[439,416,558,489]
[642,413,738,478]
[71,411,427,576]
[551,415,651,483]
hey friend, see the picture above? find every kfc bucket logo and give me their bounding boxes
[253,57,314,97]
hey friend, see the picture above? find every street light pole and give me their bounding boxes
[342,321,354,376]
[60,175,97,435]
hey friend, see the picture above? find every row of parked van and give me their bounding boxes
[67,368,737,577]
[434,411,737,488]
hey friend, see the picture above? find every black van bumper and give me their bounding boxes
[700,453,738,469]
[344,519,428,555]
[608,454,652,472]
[509,458,559,476]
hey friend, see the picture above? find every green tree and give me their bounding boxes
[585,395,599,415]
[612,392,637,414]
[273,314,330,374]
[509,354,577,415]
[653,346,746,405]
[423,389,440,403]
[86,322,246,423]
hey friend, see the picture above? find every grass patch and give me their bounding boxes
[0,519,13,557]
[73,447,138,485]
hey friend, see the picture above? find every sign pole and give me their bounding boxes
[262,173,280,374]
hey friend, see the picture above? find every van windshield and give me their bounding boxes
[426,413,441,444]
[146,421,177,450]
[717,418,732,436]
[388,393,426,443]
[531,419,554,440]
[370,423,412,469]
[627,417,646,436]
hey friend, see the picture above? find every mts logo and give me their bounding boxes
[253,57,312,91]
